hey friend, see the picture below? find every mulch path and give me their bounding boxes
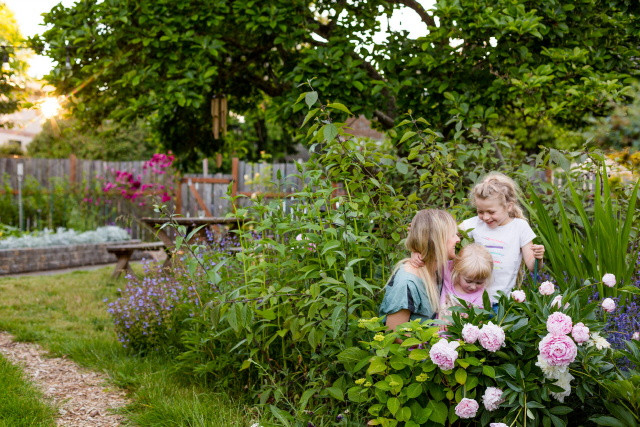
[0,332,129,426]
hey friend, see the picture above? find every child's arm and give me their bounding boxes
[522,242,545,271]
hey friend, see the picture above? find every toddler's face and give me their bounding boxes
[458,276,486,294]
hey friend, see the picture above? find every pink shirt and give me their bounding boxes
[439,261,484,318]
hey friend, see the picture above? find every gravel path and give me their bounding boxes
[0,332,129,426]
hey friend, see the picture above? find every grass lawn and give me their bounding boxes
[0,265,256,426]
[0,354,57,426]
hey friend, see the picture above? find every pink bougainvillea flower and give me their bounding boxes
[455,398,479,419]
[510,290,526,302]
[546,312,573,335]
[482,387,504,411]
[602,273,616,288]
[571,322,590,343]
[429,338,460,371]
[539,281,555,295]
[462,324,480,344]
[538,333,577,366]
[478,322,505,352]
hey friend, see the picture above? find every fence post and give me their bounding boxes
[69,154,77,188]
[231,157,239,197]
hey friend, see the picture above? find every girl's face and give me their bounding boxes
[457,276,487,294]
[475,197,513,229]
[446,229,460,260]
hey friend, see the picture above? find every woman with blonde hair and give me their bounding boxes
[379,209,460,330]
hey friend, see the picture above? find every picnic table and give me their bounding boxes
[106,240,170,278]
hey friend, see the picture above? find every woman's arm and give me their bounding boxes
[386,309,411,331]
[522,242,545,271]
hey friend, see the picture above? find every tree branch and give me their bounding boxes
[392,0,436,28]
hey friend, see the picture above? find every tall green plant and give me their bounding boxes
[524,156,639,299]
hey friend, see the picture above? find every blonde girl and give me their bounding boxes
[439,243,493,319]
[460,172,545,304]
[379,209,460,330]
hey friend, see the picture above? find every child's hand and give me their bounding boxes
[531,244,545,259]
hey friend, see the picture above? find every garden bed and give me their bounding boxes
[0,240,147,275]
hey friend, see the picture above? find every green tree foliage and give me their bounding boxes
[27,117,160,160]
[32,0,640,161]
[0,2,27,117]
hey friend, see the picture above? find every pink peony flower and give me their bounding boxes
[482,387,504,411]
[455,398,479,419]
[546,312,573,335]
[571,322,590,343]
[602,298,616,313]
[539,281,555,295]
[490,424,508,427]
[602,273,616,288]
[539,333,577,366]
[462,324,480,344]
[429,339,460,371]
[478,322,505,352]
[510,290,526,302]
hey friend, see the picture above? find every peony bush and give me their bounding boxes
[339,274,639,426]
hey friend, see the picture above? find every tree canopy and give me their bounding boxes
[33,0,640,162]
[0,2,27,118]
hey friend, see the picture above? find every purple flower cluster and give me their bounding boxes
[107,261,199,350]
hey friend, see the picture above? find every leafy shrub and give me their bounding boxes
[341,275,638,426]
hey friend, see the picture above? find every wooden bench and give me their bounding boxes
[106,241,170,278]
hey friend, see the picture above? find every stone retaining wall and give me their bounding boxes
[0,241,145,275]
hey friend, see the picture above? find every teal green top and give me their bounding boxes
[379,266,437,323]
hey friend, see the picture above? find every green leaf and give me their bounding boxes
[549,406,573,415]
[408,349,428,361]
[482,365,496,378]
[399,131,417,144]
[588,416,626,427]
[396,161,409,174]
[367,356,387,375]
[326,386,344,401]
[387,397,400,415]
[269,405,292,426]
[406,383,422,398]
[455,368,467,385]
[327,102,352,115]
[323,123,338,142]
[305,91,318,107]
[337,347,370,365]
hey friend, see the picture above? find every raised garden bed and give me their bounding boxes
[0,241,149,275]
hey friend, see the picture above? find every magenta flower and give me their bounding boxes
[462,324,480,344]
[539,281,555,295]
[602,273,616,288]
[571,322,590,343]
[429,338,459,371]
[539,333,577,366]
[602,298,616,313]
[546,312,573,335]
[510,290,526,302]
[455,398,479,419]
[478,322,505,352]
[482,387,504,411]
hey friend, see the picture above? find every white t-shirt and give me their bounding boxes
[460,216,536,302]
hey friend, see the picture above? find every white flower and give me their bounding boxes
[587,332,611,350]
[633,332,640,340]
[602,273,616,287]
[539,281,555,295]
[550,371,574,402]
[535,355,568,379]
[510,290,526,302]
[551,294,570,310]
[601,298,616,313]
[482,387,504,411]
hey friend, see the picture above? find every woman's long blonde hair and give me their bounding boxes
[470,172,527,220]
[394,209,457,313]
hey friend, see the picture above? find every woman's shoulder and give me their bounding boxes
[391,264,424,286]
